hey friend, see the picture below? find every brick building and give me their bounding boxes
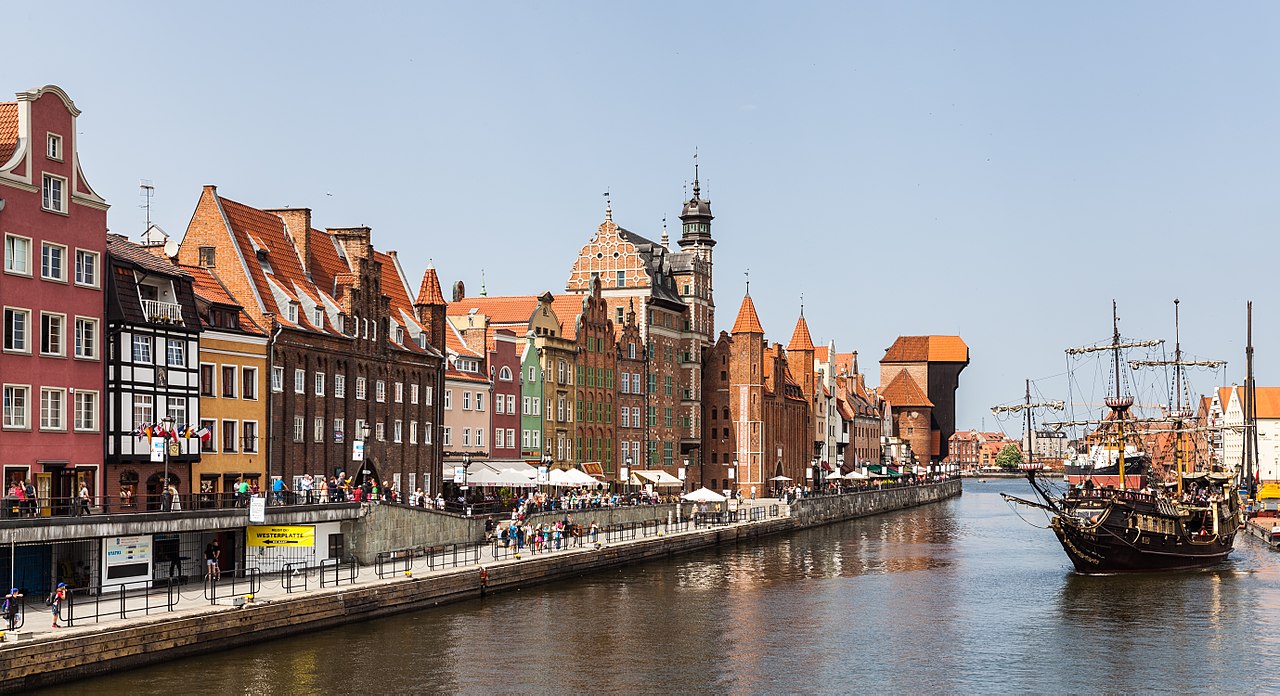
[616,303,646,480]
[0,85,109,508]
[879,336,969,465]
[176,187,445,496]
[571,278,618,477]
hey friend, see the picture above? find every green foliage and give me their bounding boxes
[995,444,1024,469]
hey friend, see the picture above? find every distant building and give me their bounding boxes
[1025,429,1068,466]
[1217,385,1280,483]
[879,336,969,465]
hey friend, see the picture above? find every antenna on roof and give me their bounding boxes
[480,268,487,297]
[139,179,155,231]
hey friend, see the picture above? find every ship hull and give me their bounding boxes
[1051,516,1235,573]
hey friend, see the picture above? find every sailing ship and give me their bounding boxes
[1002,300,1241,573]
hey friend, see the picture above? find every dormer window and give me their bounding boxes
[286,302,298,324]
[395,326,404,345]
[312,307,323,327]
[256,249,273,274]
[46,134,62,161]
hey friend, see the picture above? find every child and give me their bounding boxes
[50,582,67,629]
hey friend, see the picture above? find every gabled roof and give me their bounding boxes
[307,228,349,295]
[182,265,264,335]
[882,335,969,363]
[880,369,933,408]
[0,102,17,166]
[787,314,815,352]
[446,321,484,358]
[815,346,830,362]
[216,195,325,332]
[1220,386,1280,420]
[106,234,191,279]
[449,295,539,324]
[731,294,765,335]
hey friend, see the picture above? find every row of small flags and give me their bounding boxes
[131,423,212,442]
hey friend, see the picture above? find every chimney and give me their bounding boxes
[267,208,313,275]
[328,227,371,268]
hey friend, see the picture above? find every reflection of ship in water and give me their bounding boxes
[1004,301,1239,573]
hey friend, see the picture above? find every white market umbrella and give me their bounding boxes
[768,475,793,482]
[682,487,728,503]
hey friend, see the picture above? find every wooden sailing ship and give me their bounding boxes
[1003,300,1241,573]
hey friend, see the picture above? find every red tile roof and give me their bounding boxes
[787,314,815,352]
[815,346,830,362]
[0,102,17,166]
[1220,386,1280,420]
[882,336,968,363]
[731,294,765,335]
[448,295,538,324]
[181,265,264,335]
[307,228,349,295]
[416,264,446,306]
[881,369,933,408]
[106,234,190,278]
[446,322,483,358]
[217,195,317,330]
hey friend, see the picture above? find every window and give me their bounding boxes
[334,418,345,443]
[291,368,305,394]
[410,383,419,404]
[528,367,536,382]
[132,394,154,427]
[444,389,453,410]
[376,422,385,441]
[499,366,512,381]
[132,335,152,363]
[242,367,258,399]
[462,427,471,447]
[376,380,386,402]
[494,428,504,448]
[312,306,324,327]
[475,392,485,412]
[224,420,239,452]
[3,308,29,352]
[167,340,185,367]
[40,242,66,281]
[532,430,540,449]
[2,385,29,428]
[73,390,98,431]
[476,428,485,448]
[334,374,345,399]
[462,391,471,410]
[522,430,531,449]
[425,422,433,444]
[621,407,630,428]
[286,302,298,324]
[426,386,433,406]
[507,428,515,448]
[394,382,403,403]
[198,246,216,268]
[621,376,629,394]
[243,421,258,452]
[42,174,66,213]
[4,235,31,275]
[46,133,62,160]
[409,420,418,444]
[39,388,65,430]
[219,365,236,398]
[495,395,504,415]
[507,394,516,414]
[532,396,540,416]
[522,396,530,415]
[442,426,451,446]
[394,420,402,443]
[356,376,367,400]
[314,417,324,443]
[40,313,64,356]
[271,366,284,392]
[315,372,326,396]
[293,416,304,442]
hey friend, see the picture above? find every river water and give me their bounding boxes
[39,480,1280,694]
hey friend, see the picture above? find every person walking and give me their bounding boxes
[50,582,66,629]
[3,587,21,630]
[204,539,221,581]
[77,481,91,516]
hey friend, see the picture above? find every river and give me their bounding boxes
[37,480,1280,694]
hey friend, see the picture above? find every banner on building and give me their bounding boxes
[246,525,315,547]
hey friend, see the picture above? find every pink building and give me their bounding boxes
[0,85,109,508]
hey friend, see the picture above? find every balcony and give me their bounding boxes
[142,299,185,325]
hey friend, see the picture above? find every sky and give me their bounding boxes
[6,2,1280,438]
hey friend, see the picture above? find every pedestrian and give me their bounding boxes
[589,521,599,543]
[169,483,182,511]
[301,473,314,504]
[50,582,66,628]
[205,539,221,580]
[77,481,91,516]
[319,477,330,504]
[160,482,173,512]
[2,587,21,630]
[23,479,36,517]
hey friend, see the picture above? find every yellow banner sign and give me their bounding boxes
[246,525,315,547]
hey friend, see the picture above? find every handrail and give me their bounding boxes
[375,550,415,579]
[204,565,261,604]
[281,562,309,593]
[1,594,24,631]
[66,577,178,627]
[319,558,359,588]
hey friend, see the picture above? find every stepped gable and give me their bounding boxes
[881,369,933,407]
[731,294,765,335]
[787,314,815,352]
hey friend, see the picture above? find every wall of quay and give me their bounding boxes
[0,481,959,692]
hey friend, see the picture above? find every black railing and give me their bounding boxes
[204,565,261,604]
[375,550,415,579]
[320,558,359,588]
[66,577,179,626]
[426,543,483,570]
[281,562,309,593]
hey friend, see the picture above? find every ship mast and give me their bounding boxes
[1174,299,1184,496]
[1245,301,1258,499]
[1026,379,1033,468]
[1104,300,1136,490]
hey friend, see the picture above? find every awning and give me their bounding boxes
[682,487,727,503]
[631,470,683,487]
[549,468,598,487]
[768,475,793,482]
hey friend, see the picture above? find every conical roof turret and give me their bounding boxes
[788,312,815,352]
[415,262,446,306]
[731,293,765,335]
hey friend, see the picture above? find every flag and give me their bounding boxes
[196,426,212,442]
[143,425,153,441]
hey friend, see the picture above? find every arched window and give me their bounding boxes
[499,366,512,381]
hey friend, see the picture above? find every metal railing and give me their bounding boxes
[375,550,415,579]
[66,577,179,626]
[281,562,309,593]
[319,558,359,588]
[426,543,483,571]
[142,298,185,325]
[203,566,261,604]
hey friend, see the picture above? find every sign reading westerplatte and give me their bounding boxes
[246,525,315,547]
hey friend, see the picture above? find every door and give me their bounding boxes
[35,473,52,517]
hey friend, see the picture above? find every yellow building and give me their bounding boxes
[185,266,268,504]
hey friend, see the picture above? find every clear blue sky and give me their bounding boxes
[8,2,1279,436]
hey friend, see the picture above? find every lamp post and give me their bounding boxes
[358,421,371,483]
[623,456,632,497]
[161,415,175,511]
[813,456,823,496]
[541,445,553,493]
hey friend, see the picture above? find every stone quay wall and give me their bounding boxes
[0,481,959,692]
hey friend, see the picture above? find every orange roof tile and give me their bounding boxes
[551,294,587,341]
[217,195,317,330]
[446,322,483,358]
[787,314,815,352]
[0,102,17,166]
[882,335,968,363]
[375,251,413,314]
[181,265,264,335]
[731,294,765,335]
[881,369,933,408]
[815,346,830,362]
[307,228,349,294]
[416,264,446,306]
[448,295,538,324]
[1221,386,1280,420]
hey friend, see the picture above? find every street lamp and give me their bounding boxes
[813,457,823,496]
[728,456,737,495]
[358,422,372,485]
[622,456,632,497]
[542,444,553,492]
[161,415,175,511]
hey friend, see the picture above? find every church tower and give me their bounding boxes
[676,158,716,346]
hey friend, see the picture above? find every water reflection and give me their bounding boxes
[36,480,1280,695]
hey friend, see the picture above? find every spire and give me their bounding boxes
[603,190,612,222]
[480,268,487,297]
[678,151,714,250]
[660,216,669,248]
[692,148,700,198]
[788,312,815,352]
[731,293,765,335]
[415,262,446,307]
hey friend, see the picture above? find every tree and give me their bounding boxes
[995,444,1024,469]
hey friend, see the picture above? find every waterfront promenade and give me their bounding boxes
[0,481,959,691]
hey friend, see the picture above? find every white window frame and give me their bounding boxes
[356,376,367,400]
[375,422,385,441]
[40,241,67,282]
[242,366,258,400]
[494,428,504,449]
[462,427,471,447]
[294,368,305,394]
[394,382,403,403]
[442,426,451,446]
[46,132,62,161]
[476,427,485,448]
[73,249,99,288]
[3,307,30,353]
[223,419,239,453]
[424,422,433,444]
[507,428,515,448]
[166,339,185,367]
[394,419,402,443]
[73,389,98,432]
[315,372,326,396]
[242,420,259,453]
[4,234,32,276]
[409,420,418,444]
[293,416,304,442]
[132,394,154,428]
[410,383,419,404]
[444,389,452,410]
[334,417,345,443]
[334,374,345,399]
[39,311,65,357]
[3,384,31,429]
[426,385,433,406]
[131,334,152,364]
[314,416,324,443]
[376,380,386,403]
[42,173,67,213]
[475,392,485,412]
[462,391,471,411]
[39,387,65,431]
